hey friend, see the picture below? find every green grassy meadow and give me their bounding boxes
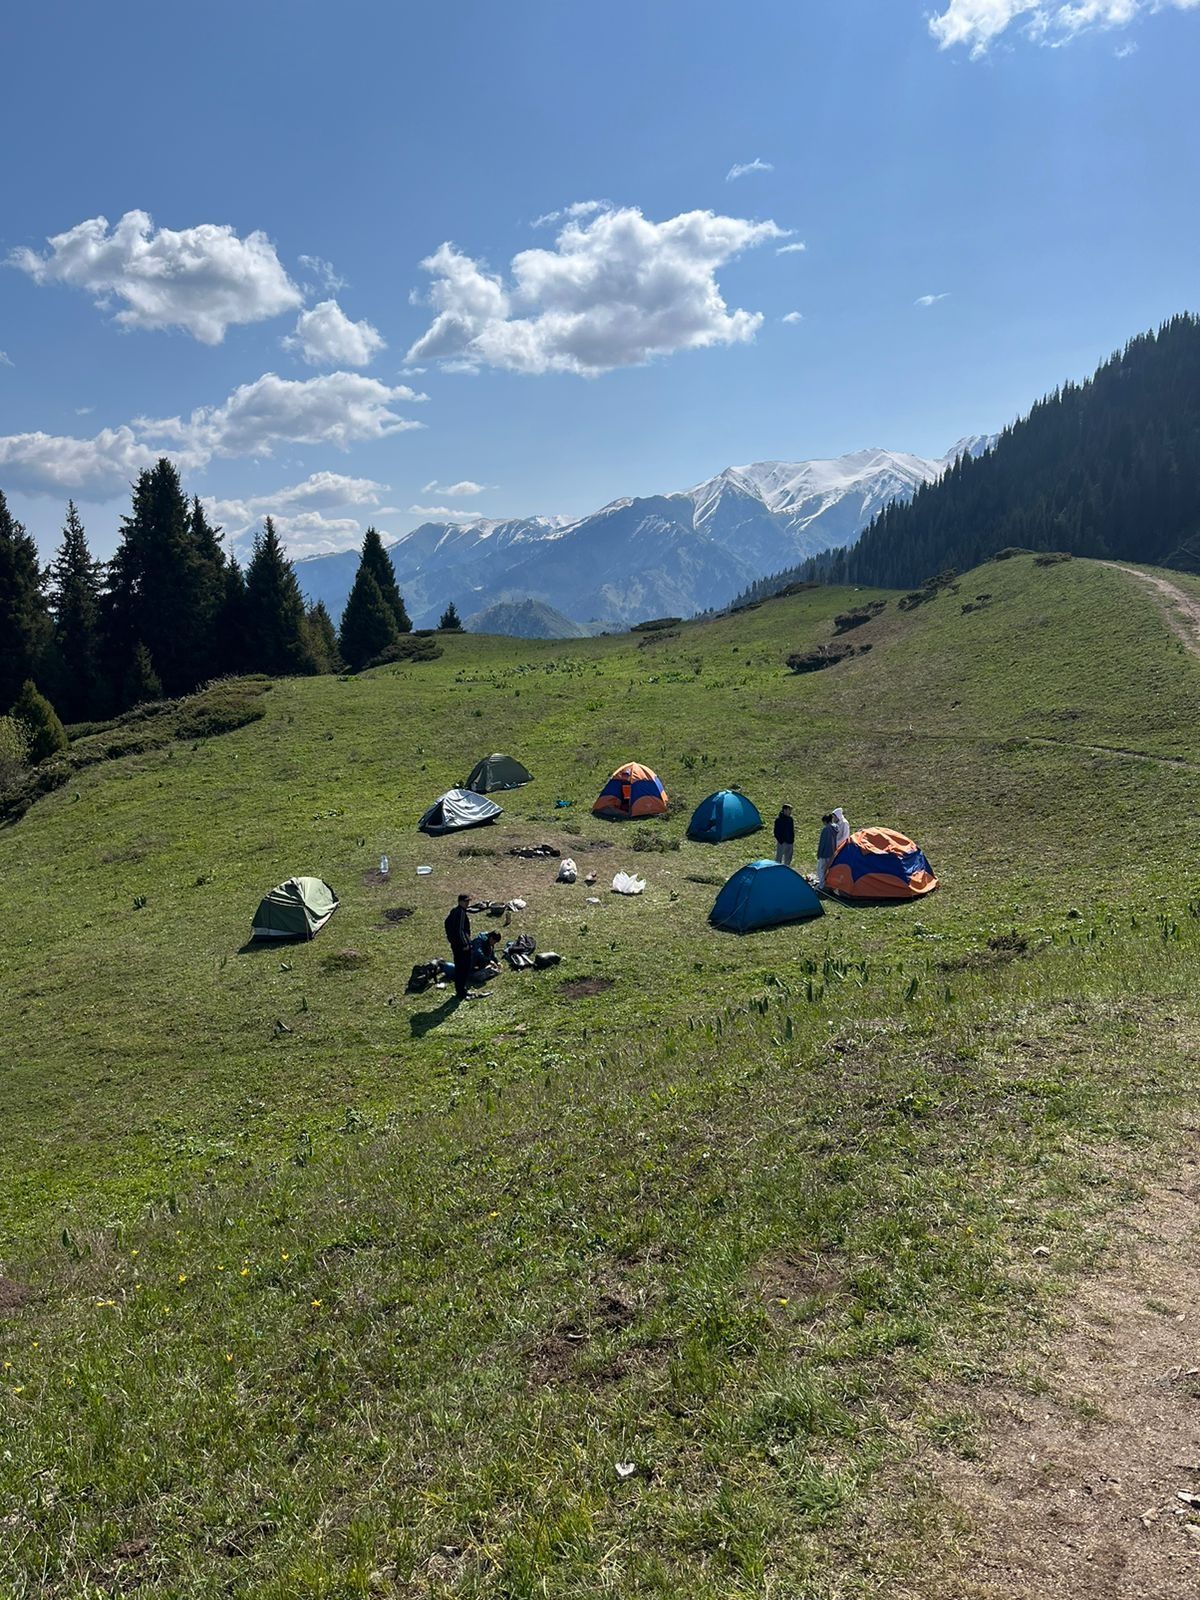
[3,555,1200,1596]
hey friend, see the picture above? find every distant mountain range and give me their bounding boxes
[464,598,598,639]
[294,438,990,634]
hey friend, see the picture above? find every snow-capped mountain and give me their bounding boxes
[295,438,990,632]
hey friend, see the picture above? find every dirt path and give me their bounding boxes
[928,1154,1200,1599]
[1111,564,1200,658]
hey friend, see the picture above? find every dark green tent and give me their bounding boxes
[464,752,533,792]
[251,876,339,940]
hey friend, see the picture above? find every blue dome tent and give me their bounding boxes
[709,860,824,932]
[687,789,763,843]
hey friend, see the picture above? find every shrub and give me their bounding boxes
[833,601,886,634]
[631,616,683,633]
[786,642,872,674]
[632,831,680,853]
[0,716,29,790]
[11,681,69,764]
[367,635,443,667]
[1034,551,1073,566]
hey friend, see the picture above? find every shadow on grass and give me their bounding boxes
[410,993,461,1037]
[236,938,303,956]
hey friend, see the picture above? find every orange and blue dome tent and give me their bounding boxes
[825,827,938,901]
[592,762,668,819]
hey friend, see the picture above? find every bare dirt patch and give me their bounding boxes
[561,977,614,1000]
[928,1154,1200,1600]
[530,1291,639,1384]
[0,1275,30,1314]
[379,906,414,925]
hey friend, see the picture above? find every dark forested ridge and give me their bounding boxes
[742,314,1200,599]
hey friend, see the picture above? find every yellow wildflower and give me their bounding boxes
[240,1267,250,1277]
[311,1299,322,1309]
[178,1274,188,1285]
[280,1252,289,1262]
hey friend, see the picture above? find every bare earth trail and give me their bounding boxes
[922,565,1200,1598]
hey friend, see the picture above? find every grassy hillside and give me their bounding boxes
[3,555,1200,1596]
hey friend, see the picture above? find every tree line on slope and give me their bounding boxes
[0,457,465,766]
[734,313,1200,602]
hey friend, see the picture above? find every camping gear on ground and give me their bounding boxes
[465,753,534,793]
[251,876,340,941]
[825,827,938,901]
[555,798,573,808]
[505,934,537,970]
[686,790,763,843]
[586,896,601,904]
[380,855,389,876]
[406,960,442,994]
[592,763,668,819]
[709,860,823,933]
[418,788,503,835]
[511,897,527,910]
[510,843,559,859]
[417,865,432,875]
[534,951,562,969]
[612,871,646,895]
[557,858,578,883]
[584,870,597,885]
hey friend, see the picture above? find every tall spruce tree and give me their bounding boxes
[47,501,104,720]
[359,527,411,632]
[0,489,52,712]
[438,600,463,630]
[243,518,312,676]
[101,458,229,701]
[11,679,68,763]
[125,643,163,706]
[216,557,248,676]
[338,567,398,670]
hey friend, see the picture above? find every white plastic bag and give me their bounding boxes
[557,858,578,883]
[611,871,645,896]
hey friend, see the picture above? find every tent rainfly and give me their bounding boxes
[251,876,340,940]
[709,860,823,932]
[465,753,533,792]
[418,787,503,834]
[686,789,763,843]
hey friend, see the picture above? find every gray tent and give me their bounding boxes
[465,752,533,792]
[418,787,503,835]
[251,876,339,940]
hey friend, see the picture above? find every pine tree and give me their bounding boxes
[125,644,163,706]
[11,679,68,763]
[338,568,398,670]
[243,518,311,676]
[438,600,463,631]
[359,527,411,632]
[304,600,342,673]
[216,557,248,676]
[102,459,200,699]
[47,501,104,720]
[188,495,229,683]
[0,714,28,790]
[0,489,52,712]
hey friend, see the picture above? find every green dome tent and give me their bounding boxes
[465,753,533,792]
[251,876,339,941]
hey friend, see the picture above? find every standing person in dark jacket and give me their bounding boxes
[773,804,795,866]
[815,813,838,889]
[444,893,475,1001]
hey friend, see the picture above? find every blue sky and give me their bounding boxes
[2,0,1198,561]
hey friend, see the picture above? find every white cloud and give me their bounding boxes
[0,350,12,368]
[776,242,808,255]
[781,311,804,324]
[283,299,386,367]
[532,199,612,229]
[915,292,950,307]
[929,0,1197,55]
[726,158,774,182]
[400,365,426,376]
[141,371,425,458]
[440,358,481,375]
[203,473,388,554]
[0,425,157,498]
[298,254,347,293]
[1114,35,1140,50]
[9,209,302,344]
[0,373,421,499]
[421,478,487,496]
[409,504,488,521]
[407,206,787,376]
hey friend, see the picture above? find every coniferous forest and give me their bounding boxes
[0,459,412,740]
[739,314,1200,601]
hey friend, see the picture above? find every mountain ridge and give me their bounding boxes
[295,438,989,631]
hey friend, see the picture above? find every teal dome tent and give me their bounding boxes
[687,790,763,843]
[709,860,823,932]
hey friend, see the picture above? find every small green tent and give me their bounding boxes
[465,753,533,792]
[251,876,339,940]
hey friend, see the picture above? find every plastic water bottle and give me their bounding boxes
[380,854,389,877]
